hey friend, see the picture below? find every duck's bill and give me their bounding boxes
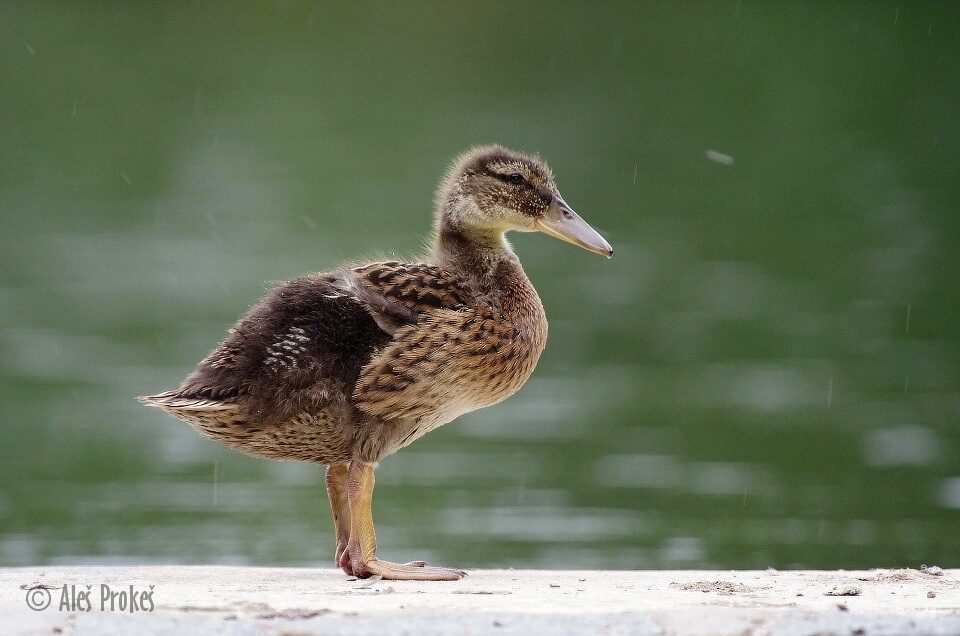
[536,195,613,258]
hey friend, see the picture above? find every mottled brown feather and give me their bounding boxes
[354,302,545,426]
[351,262,470,313]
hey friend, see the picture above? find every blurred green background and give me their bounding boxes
[1,2,958,570]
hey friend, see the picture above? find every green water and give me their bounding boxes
[1,2,958,570]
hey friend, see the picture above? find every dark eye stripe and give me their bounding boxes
[489,171,526,185]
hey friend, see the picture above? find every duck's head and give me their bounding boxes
[436,145,612,258]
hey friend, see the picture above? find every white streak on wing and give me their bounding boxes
[264,326,312,370]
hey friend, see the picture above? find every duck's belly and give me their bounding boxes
[177,406,356,464]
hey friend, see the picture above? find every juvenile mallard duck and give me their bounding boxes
[140,145,611,580]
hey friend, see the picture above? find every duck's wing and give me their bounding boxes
[141,262,469,425]
[142,270,396,423]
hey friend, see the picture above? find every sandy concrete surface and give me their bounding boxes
[2,566,958,635]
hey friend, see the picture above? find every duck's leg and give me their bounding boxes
[345,461,466,581]
[325,463,352,575]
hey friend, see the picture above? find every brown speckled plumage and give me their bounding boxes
[139,145,611,580]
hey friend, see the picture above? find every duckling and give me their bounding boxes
[139,145,612,581]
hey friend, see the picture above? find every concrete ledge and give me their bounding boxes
[2,566,957,635]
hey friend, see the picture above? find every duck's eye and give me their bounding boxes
[508,173,524,185]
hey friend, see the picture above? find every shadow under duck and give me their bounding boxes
[140,145,612,580]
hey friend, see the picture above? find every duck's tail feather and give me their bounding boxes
[137,390,236,411]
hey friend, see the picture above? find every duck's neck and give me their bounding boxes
[430,208,544,328]
[431,215,518,286]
